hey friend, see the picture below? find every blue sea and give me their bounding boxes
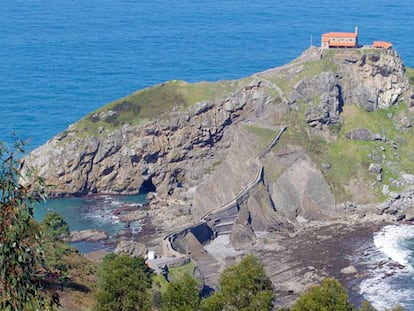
[1,1,414,309]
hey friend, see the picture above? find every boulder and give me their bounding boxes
[119,210,148,222]
[341,265,357,274]
[69,229,108,242]
[230,223,256,250]
[114,240,147,257]
[345,128,372,141]
[404,209,414,221]
[399,112,412,128]
[270,153,336,221]
[402,174,414,184]
[369,163,382,174]
[371,133,385,141]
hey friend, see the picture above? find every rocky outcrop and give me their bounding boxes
[118,210,148,222]
[270,153,336,222]
[27,79,274,200]
[26,47,412,235]
[345,128,373,141]
[331,49,409,111]
[69,229,108,242]
[291,71,342,127]
[114,240,147,257]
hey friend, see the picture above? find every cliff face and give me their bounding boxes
[27,47,413,226]
[28,78,274,198]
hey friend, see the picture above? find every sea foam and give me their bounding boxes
[359,225,414,310]
[373,225,414,269]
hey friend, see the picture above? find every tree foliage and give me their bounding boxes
[290,278,354,311]
[200,254,274,311]
[0,141,57,310]
[162,272,200,311]
[96,253,154,311]
[40,212,70,241]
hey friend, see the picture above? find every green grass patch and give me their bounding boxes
[70,80,236,138]
[273,102,414,201]
[406,66,414,86]
[328,103,414,199]
[270,77,289,98]
[244,124,279,151]
[301,59,337,79]
[265,58,337,99]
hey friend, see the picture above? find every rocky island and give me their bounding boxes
[27,46,414,306]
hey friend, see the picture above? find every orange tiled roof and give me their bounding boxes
[373,41,392,49]
[322,32,357,39]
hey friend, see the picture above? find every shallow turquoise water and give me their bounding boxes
[34,194,146,253]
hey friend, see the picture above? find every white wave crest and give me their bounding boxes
[373,225,414,269]
[360,275,411,311]
[359,224,414,310]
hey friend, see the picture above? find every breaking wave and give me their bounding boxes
[359,225,414,310]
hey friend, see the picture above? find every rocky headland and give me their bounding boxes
[27,46,414,305]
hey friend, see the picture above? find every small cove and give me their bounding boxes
[34,194,147,253]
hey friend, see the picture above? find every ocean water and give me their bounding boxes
[34,194,146,253]
[1,0,414,309]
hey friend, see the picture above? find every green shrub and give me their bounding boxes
[201,254,274,311]
[162,272,200,311]
[290,278,353,311]
[40,212,70,241]
[96,254,154,311]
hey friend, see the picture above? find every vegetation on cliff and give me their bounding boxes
[96,253,154,311]
[71,80,236,138]
[200,254,274,311]
[0,141,60,310]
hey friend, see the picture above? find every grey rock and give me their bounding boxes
[341,266,357,274]
[382,184,390,196]
[69,229,108,242]
[396,214,406,222]
[409,92,414,107]
[399,112,412,128]
[114,240,147,257]
[405,209,414,221]
[321,163,331,169]
[402,174,414,184]
[119,210,148,222]
[369,150,383,162]
[391,179,404,188]
[345,128,372,141]
[270,153,336,222]
[230,223,256,250]
[368,163,382,174]
[372,133,385,141]
[189,101,214,116]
